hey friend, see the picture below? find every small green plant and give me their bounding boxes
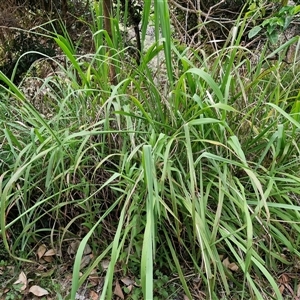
[3,283,23,300]
[249,4,300,43]
[153,270,177,299]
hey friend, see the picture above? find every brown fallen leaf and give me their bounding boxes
[278,273,292,296]
[42,256,53,263]
[222,257,239,271]
[36,265,47,271]
[126,285,133,292]
[80,254,91,269]
[14,271,27,291]
[68,241,80,255]
[114,280,124,300]
[228,262,239,271]
[83,244,92,255]
[67,240,91,257]
[29,285,49,296]
[297,283,300,297]
[89,290,99,300]
[222,257,230,267]
[89,270,101,286]
[278,273,290,284]
[120,277,135,286]
[37,244,47,260]
[279,284,285,295]
[44,249,56,256]
[101,259,110,270]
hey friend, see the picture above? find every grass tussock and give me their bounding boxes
[1,2,300,299]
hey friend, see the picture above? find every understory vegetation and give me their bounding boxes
[1,0,300,299]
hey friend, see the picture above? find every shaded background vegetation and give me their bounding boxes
[1,0,293,83]
[0,0,144,85]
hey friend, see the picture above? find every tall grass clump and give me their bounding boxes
[1,1,300,299]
